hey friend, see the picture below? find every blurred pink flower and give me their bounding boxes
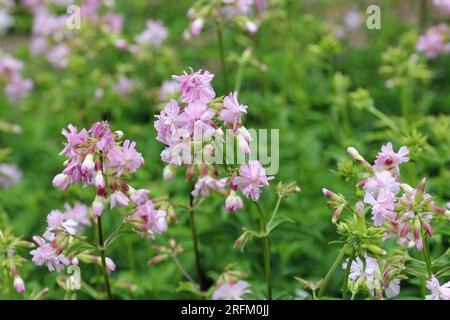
[213,280,251,300]
[416,24,450,58]
[135,19,168,48]
[426,276,450,300]
[191,176,227,197]
[0,163,22,188]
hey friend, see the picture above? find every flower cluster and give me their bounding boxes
[26,0,124,69]
[183,0,266,40]
[0,53,33,102]
[345,144,449,252]
[0,229,33,295]
[343,255,405,300]
[30,203,117,276]
[154,68,273,212]
[416,24,450,59]
[52,121,168,239]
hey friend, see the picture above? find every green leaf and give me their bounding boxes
[266,215,294,234]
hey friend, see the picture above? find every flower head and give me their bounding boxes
[173,69,215,104]
[213,280,251,300]
[426,276,450,300]
[233,160,273,201]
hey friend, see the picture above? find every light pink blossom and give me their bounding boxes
[233,160,273,201]
[30,236,70,272]
[172,69,215,104]
[220,91,248,129]
[426,276,450,300]
[213,280,251,300]
[191,176,227,197]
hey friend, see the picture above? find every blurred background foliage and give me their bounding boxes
[0,0,449,299]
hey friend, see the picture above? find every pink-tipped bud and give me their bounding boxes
[322,188,342,202]
[92,195,105,217]
[413,219,421,240]
[422,221,433,237]
[416,238,423,251]
[347,147,372,170]
[332,204,345,223]
[429,203,445,214]
[190,18,204,36]
[148,254,167,265]
[13,276,25,294]
[400,222,410,238]
[245,21,258,34]
[94,171,105,189]
[225,191,244,213]
[416,178,426,202]
[355,201,364,217]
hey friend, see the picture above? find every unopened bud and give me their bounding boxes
[113,130,124,140]
[347,147,372,171]
[332,204,345,223]
[416,178,426,203]
[163,165,176,181]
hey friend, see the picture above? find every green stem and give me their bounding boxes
[216,19,229,92]
[97,216,113,300]
[419,0,428,32]
[342,249,356,300]
[421,229,433,278]
[189,192,206,291]
[366,105,398,133]
[318,244,349,298]
[266,195,282,227]
[255,202,272,300]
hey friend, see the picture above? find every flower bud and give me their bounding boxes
[81,154,95,173]
[190,18,204,36]
[347,147,372,170]
[148,254,168,265]
[113,130,124,140]
[13,275,25,294]
[400,222,410,238]
[245,20,258,34]
[363,244,386,256]
[429,203,445,214]
[322,188,344,203]
[422,221,433,237]
[225,191,244,213]
[332,204,345,223]
[94,171,105,189]
[66,265,81,291]
[413,219,421,240]
[92,195,106,217]
[355,201,364,217]
[52,173,70,191]
[415,178,426,203]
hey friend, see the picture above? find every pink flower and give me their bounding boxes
[114,75,134,98]
[426,276,450,300]
[0,54,23,76]
[59,124,88,157]
[220,92,248,129]
[225,191,244,212]
[46,44,70,69]
[30,236,70,272]
[364,170,400,198]
[13,275,25,294]
[92,195,105,217]
[344,10,362,31]
[129,188,150,205]
[191,176,227,197]
[433,0,450,14]
[0,163,22,188]
[154,99,181,145]
[135,19,168,48]
[109,190,130,208]
[129,200,168,239]
[52,173,70,191]
[159,80,179,101]
[364,189,396,226]
[233,160,273,201]
[5,74,33,102]
[172,69,215,104]
[175,102,216,132]
[222,0,253,19]
[43,209,78,241]
[213,280,251,300]
[234,126,253,155]
[103,12,123,33]
[63,203,91,227]
[105,257,116,273]
[373,143,409,174]
[416,24,450,58]
[106,140,144,176]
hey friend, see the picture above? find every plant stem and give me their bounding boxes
[97,216,113,300]
[318,244,349,298]
[421,228,433,278]
[255,202,272,300]
[342,248,356,300]
[172,255,199,289]
[189,192,206,291]
[267,195,282,227]
[216,19,229,92]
